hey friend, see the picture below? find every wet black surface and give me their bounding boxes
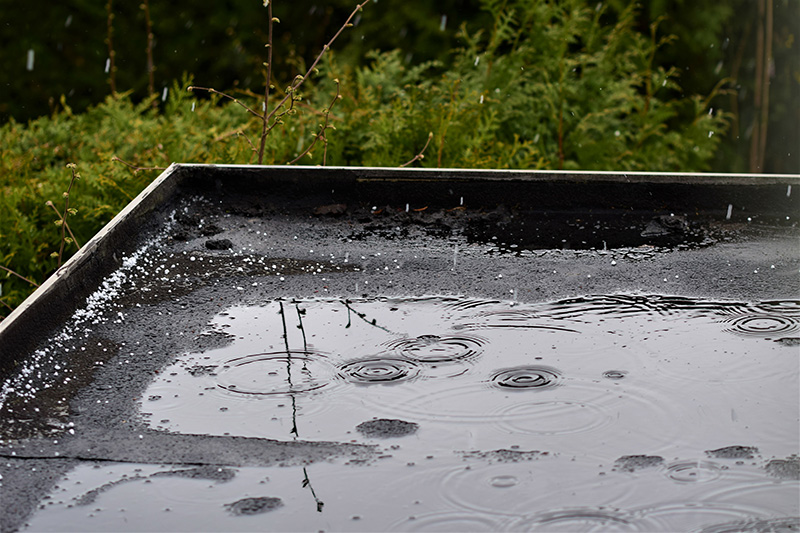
[0,168,798,532]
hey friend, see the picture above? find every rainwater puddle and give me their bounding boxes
[26,295,800,531]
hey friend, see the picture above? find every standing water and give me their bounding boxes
[24,295,800,531]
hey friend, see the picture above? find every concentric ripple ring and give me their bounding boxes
[490,366,562,391]
[339,357,420,384]
[385,334,486,363]
[722,314,799,337]
[217,351,335,396]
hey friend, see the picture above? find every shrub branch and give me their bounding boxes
[400,132,434,167]
[188,0,371,165]
[0,266,40,288]
[289,80,341,165]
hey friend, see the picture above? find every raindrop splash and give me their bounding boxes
[338,357,420,384]
[384,334,485,363]
[490,366,562,391]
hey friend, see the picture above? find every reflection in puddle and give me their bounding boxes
[218,351,336,396]
[26,295,800,531]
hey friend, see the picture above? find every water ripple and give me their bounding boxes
[490,366,562,391]
[384,334,486,363]
[722,315,800,337]
[217,351,336,396]
[338,357,420,385]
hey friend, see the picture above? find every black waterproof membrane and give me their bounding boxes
[1,165,798,532]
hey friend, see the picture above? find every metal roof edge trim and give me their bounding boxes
[0,163,182,351]
[171,163,800,184]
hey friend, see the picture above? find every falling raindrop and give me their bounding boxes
[787,185,792,198]
[26,49,34,71]
[161,87,168,102]
[439,14,447,31]
[726,204,733,220]
[479,94,484,104]
[105,58,110,73]
[191,102,196,112]
[474,56,480,66]
[65,15,73,27]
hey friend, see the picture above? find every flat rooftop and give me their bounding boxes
[1,166,798,531]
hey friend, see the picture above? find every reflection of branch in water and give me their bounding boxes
[295,303,308,352]
[279,301,291,354]
[278,301,299,438]
[290,395,299,437]
[342,300,393,333]
[302,467,325,512]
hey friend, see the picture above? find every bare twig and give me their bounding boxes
[264,1,371,126]
[400,132,434,167]
[757,0,773,171]
[213,130,259,163]
[53,164,80,268]
[187,86,262,118]
[45,201,80,249]
[289,80,341,165]
[259,0,276,165]
[142,0,156,107]
[105,0,117,95]
[0,266,40,288]
[750,0,766,172]
[0,297,13,312]
[189,0,371,166]
[111,156,167,173]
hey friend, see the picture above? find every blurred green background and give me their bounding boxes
[1,0,797,173]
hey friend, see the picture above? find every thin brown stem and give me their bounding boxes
[187,86,262,118]
[142,0,156,107]
[106,0,117,95]
[400,132,434,167]
[750,0,765,172]
[55,164,81,268]
[45,201,80,249]
[288,81,341,165]
[259,0,275,165]
[0,265,40,288]
[757,0,773,171]
[728,22,752,139]
[214,130,259,160]
[111,156,167,173]
[264,0,371,126]
[0,297,14,312]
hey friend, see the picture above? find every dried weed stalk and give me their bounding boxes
[189,0,371,165]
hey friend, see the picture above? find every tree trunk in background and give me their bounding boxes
[749,0,772,172]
